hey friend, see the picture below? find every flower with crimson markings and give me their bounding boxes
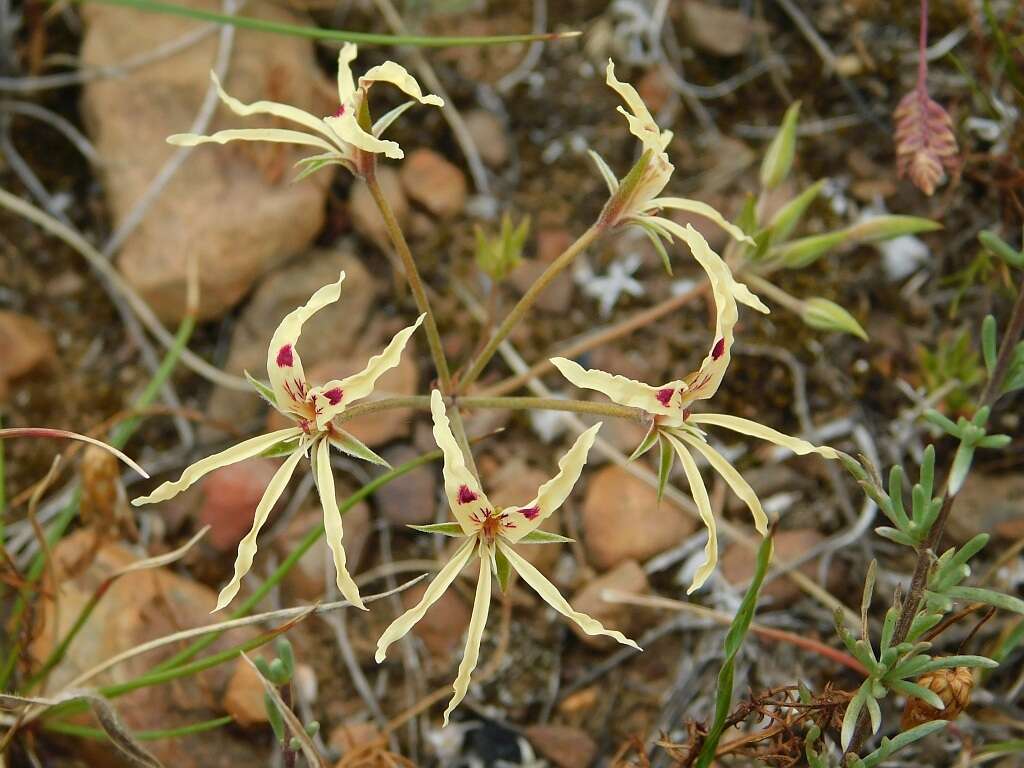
[592,61,752,268]
[167,43,443,179]
[375,390,639,724]
[132,273,423,612]
[552,226,838,593]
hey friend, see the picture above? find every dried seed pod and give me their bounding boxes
[900,666,974,729]
[80,445,122,534]
[893,89,958,196]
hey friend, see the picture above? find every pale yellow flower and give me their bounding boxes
[552,227,837,593]
[167,43,443,178]
[594,60,751,254]
[132,273,423,611]
[375,391,639,724]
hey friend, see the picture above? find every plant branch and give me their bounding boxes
[332,395,650,424]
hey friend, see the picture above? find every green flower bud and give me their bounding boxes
[801,297,868,340]
[760,101,800,189]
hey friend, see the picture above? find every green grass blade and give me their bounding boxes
[693,532,774,768]
[74,0,579,47]
[45,715,233,741]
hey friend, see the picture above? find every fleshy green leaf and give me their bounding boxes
[495,546,512,592]
[693,533,773,768]
[802,297,869,340]
[945,585,1024,615]
[628,425,660,462]
[982,315,998,376]
[260,438,302,458]
[245,370,278,408]
[329,429,390,468]
[1002,341,1024,395]
[656,436,674,503]
[979,230,1024,268]
[844,215,941,243]
[760,101,800,189]
[856,721,948,768]
[774,231,846,269]
[408,523,465,538]
[766,180,825,244]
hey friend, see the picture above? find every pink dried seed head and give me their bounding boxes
[323,387,344,406]
[519,505,541,520]
[656,388,675,407]
[276,344,295,368]
[712,338,726,360]
[457,484,479,504]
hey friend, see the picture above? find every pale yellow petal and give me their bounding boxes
[206,70,340,146]
[131,427,303,505]
[359,60,444,106]
[324,113,403,159]
[443,544,491,725]
[267,272,345,413]
[687,413,839,460]
[501,423,601,543]
[664,434,718,593]
[375,538,476,662]
[605,60,671,155]
[644,198,752,245]
[430,390,490,535]
[167,128,337,154]
[499,542,640,649]
[337,43,358,102]
[675,431,768,535]
[315,438,365,609]
[550,357,681,417]
[312,314,424,429]
[214,449,303,611]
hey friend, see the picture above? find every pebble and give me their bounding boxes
[524,725,598,768]
[721,529,825,605]
[223,657,268,727]
[680,2,757,57]
[568,559,649,649]
[0,310,54,393]
[350,167,409,248]
[198,458,280,551]
[399,580,471,657]
[400,148,468,219]
[464,109,509,167]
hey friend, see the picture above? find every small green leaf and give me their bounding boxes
[923,409,960,437]
[979,230,1024,268]
[1002,342,1024,395]
[773,231,846,269]
[766,179,825,244]
[760,101,800,189]
[495,547,512,592]
[982,315,998,376]
[245,370,279,408]
[275,638,294,679]
[520,530,575,544]
[408,523,465,538]
[948,443,976,495]
[843,215,941,243]
[693,533,773,768]
[841,685,868,751]
[856,721,948,768]
[875,526,916,547]
[260,438,301,458]
[628,425,660,462]
[264,694,285,743]
[801,297,868,340]
[945,585,1024,615]
[914,655,998,674]
[329,429,390,468]
[890,679,945,710]
[656,437,674,502]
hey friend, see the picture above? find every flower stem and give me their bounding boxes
[459,224,602,391]
[333,395,648,424]
[364,167,452,392]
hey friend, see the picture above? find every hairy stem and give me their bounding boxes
[459,224,602,390]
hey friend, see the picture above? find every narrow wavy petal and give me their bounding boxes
[551,357,681,417]
[359,60,444,107]
[324,113,403,159]
[500,542,640,649]
[375,538,475,662]
[443,545,491,724]
[214,449,304,611]
[312,314,424,429]
[644,198,752,245]
[430,390,490,535]
[337,43,358,103]
[131,427,303,505]
[315,438,365,609]
[501,423,601,542]
[605,60,671,155]
[687,413,839,460]
[676,431,768,535]
[664,433,717,593]
[266,273,345,412]
[167,128,337,154]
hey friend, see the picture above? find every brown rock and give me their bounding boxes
[81,0,330,321]
[721,529,824,605]
[0,310,54,389]
[29,530,264,767]
[198,458,280,550]
[638,67,672,113]
[582,466,695,570]
[374,445,437,526]
[524,724,597,768]
[278,502,372,601]
[464,109,509,167]
[350,167,408,248]
[536,228,573,262]
[509,259,574,312]
[400,580,471,657]
[946,472,1024,544]
[204,247,377,435]
[680,2,757,57]
[400,148,467,219]
[330,721,384,759]
[569,560,648,649]
[223,657,268,727]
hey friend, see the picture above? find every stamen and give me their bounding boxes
[457,485,479,504]
[276,344,294,368]
[656,388,675,407]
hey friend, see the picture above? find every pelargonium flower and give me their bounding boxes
[593,60,751,265]
[132,273,423,611]
[375,391,639,724]
[552,225,838,593]
[167,43,443,179]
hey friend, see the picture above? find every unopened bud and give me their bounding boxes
[802,298,868,340]
[760,102,800,189]
[844,214,941,243]
[900,666,974,729]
